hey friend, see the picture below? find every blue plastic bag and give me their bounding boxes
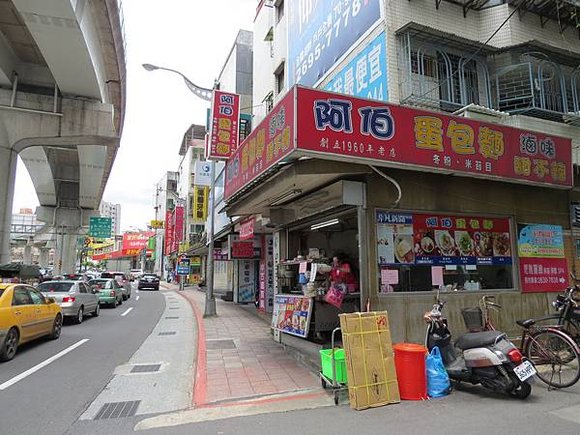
[426,346,451,398]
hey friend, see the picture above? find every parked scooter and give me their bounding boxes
[424,296,535,399]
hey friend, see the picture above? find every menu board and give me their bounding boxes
[518,224,568,293]
[271,295,312,338]
[376,210,512,266]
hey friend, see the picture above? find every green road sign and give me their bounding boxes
[89,216,112,238]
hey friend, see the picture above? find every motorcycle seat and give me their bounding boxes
[456,330,505,350]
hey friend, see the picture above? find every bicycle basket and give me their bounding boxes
[461,307,484,332]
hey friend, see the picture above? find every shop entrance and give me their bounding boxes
[274,209,361,343]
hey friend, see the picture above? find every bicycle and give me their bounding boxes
[462,295,580,389]
[547,283,580,345]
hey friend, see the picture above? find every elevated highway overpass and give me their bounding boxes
[0,0,126,273]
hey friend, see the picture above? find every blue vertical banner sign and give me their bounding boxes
[287,0,383,87]
[324,32,388,101]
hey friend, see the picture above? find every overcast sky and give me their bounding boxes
[12,0,257,231]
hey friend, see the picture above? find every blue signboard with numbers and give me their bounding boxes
[324,32,387,101]
[287,0,382,87]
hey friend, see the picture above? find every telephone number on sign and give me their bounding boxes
[295,0,364,83]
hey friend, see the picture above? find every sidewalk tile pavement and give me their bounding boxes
[179,288,320,404]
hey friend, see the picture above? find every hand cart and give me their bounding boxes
[320,327,348,405]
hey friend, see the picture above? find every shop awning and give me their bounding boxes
[224,159,371,218]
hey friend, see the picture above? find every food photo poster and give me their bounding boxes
[376,210,512,267]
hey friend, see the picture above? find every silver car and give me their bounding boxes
[37,280,100,324]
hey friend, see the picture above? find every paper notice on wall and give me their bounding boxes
[309,263,318,282]
[431,266,444,287]
[381,269,399,285]
[299,261,308,274]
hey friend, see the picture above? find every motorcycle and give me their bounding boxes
[424,296,535,399]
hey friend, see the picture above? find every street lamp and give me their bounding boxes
[142,63,214,101]
[143,63,217,317]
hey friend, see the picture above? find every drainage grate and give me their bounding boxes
[165,316,179,319]
[94,401,140,420]
[131,364,161,373]
[158,331,176,336]
[169,307,179,310]
[206,339,237,350]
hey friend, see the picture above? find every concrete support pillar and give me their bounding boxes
[0,88,119,270]
[23,243,32,264]
[61,232,79,274]
[54,230,80,275]
[39,247,50,267]
[0,142,16,264]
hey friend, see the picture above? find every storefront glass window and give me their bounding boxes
[376,210,514,292]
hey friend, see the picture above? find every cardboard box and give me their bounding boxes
[339,311,400,410]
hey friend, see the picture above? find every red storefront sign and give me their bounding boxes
[92,248,141,260]
[122,231,155,250]
[225,90,295,199]
[164,210,174,255]
[172,205,184,252]
[208,90,240,160]
[231,241,255,259]
[224,86,572,200]
[296,87,572,187]
[519,258,569,293]
[239,217,255,241]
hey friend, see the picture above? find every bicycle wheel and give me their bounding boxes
[562,319,580,347]
[525,329,580,389]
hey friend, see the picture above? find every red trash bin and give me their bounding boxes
[393,343,428,400]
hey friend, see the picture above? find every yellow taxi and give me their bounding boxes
[0,283,62,361]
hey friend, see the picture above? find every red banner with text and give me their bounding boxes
[224,90,295,199]
[296,87,572,188]
[208,90,240,160]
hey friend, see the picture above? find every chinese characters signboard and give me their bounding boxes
[376,210,512,267]
[518,224,568,292]
[271,294,312,338]
[239,259,257,303]
[194,161,212,186]
[176,257,190,275]
[193,186,208,222]
[231,241,257,259]
[297,87,572,188]
[224,86,573,201]
[287,0,382,87]
[239,217,255,241]
[89,217,112,239]
[164,210,173,255]
[325,32,387,102]
[172,205,184,253]
[150,220,164,229]
[208,90,240,159]
[122,231,155,250]
[224,90,295,199]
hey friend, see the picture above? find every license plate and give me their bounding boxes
[514,360,536,381]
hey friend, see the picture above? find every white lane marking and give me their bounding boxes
[121,307,134,317]
[136,290,140,294]
[136,296,140,301]
[0,338,90,391]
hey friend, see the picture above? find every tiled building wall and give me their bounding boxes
[384,0,580,104]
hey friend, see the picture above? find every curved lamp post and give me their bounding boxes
[143,63,217,317]
[142,63,214,101]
